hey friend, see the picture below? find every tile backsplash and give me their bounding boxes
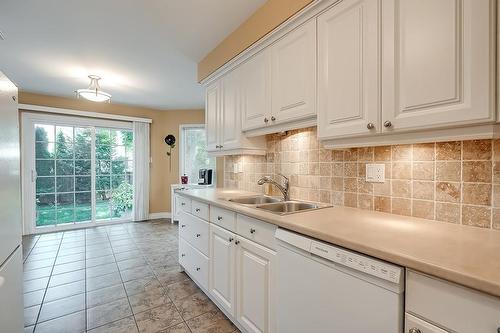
[224,127,500,230]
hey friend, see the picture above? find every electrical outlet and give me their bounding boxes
[365,164,385,183]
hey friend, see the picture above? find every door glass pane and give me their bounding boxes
[35,124,89,227]
[95,127,134,222]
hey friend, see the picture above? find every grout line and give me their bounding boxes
[32,232,64,330]
[107,226,141,333]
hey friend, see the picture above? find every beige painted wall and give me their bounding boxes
[19,92,220,214]
[198,0,314,81]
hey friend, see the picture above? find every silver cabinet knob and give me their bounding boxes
[181,253,185,257]
[220,145,223,148]
[181,202,185,206]
[366,123,375,130]
[383,120,392,128]
[409,328,421,333]
[228,237,234,242]
[196,267,200,271]
[217,216,223,221]
[215,145,219,148]
[235,240,240,245]
[271,116,276,121]
[264,117,269,123]
[181,224,186,228]
[196,233,201,237]
[250,228,256,234]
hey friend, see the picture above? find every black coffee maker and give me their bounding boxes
[198,169,213,185]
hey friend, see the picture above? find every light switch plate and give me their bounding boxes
[366,164,385,183]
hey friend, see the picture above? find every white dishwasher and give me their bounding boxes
[275,228,404,333]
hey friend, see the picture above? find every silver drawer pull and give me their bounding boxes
[250,228,256,234]
[195,208,201,212]
[181,253,185,257]
[196,233,201,238]
[181,224,186,228]
[217,216,223,221]
[409,329,421,333]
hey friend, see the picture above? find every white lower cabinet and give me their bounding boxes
[405,270,500,333]
[209,224,237,317]
[207,216,276,333]
[235,236,276,333]
[180,202,277,333]
[405,313,448,333]
[179,237,209,291]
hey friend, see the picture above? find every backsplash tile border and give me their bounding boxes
[223,127,500,230]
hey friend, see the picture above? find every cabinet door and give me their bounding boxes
[382,0,494,132]
[317,0,381,139]
[241,50,271,131]
[221,69,242,150]
[236,237,275,333]
[209,224,236,316]
[205,81,220,151]
[271,19,316,124]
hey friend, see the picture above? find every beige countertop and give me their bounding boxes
[175,188,500,298]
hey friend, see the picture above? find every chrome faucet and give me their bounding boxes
[257,173,290,201]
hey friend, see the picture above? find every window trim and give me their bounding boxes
[178,124,215,185]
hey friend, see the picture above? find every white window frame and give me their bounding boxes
[21,112,134,235]
[179,124,216,185]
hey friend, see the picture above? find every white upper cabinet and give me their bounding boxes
[271,19,316,125]
[241,49,271,131]
[381,0,495,132]
[205,69,266,155]
[221,69,242,150]
[205,81,220,152]
[240,20,317,134]
[317,0,381,139]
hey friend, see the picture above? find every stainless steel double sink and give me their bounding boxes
[227,195,328,215]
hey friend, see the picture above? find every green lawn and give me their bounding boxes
[36,202,132,226]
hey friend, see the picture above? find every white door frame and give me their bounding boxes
[21,112,133,235]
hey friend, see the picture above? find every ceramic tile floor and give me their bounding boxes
[22,219,240,333]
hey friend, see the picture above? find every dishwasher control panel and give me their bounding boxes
[310,240,402,284]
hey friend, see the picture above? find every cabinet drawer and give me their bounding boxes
[406,270,500,333]
[178,196,192,213]
[237,214,277,250]
[178,211,209,256]
[210,206,236,232]
[180,237,209,291]
[405,313,448,333]
[178,237,190,268]
[191,200,209,221]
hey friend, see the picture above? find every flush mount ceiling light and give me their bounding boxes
[75,75,111,103]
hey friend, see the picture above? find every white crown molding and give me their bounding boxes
[200,0,339,86]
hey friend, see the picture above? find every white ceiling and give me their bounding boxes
[0,0,265,109]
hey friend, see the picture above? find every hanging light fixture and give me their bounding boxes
[75,75,111,102]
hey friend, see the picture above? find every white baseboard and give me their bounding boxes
[148,212,171,219]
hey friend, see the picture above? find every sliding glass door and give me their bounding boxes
[24,113,134,233]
